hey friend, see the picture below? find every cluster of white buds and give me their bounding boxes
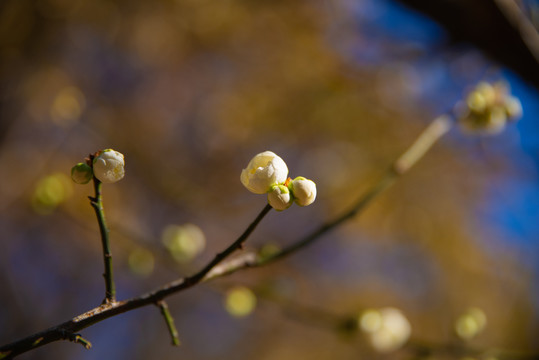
[70,149,126,185]
[456,81,522,135]
[241,151,317,211]
[359,307,411,353]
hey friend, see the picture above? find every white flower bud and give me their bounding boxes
[290,176,316,207]
[240,151,288,194]
[71,162,93,184]
[267,184,293,211]
[93,149,125,183]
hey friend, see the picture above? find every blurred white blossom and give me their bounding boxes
[456,81,522,135]
[359,307,411,353]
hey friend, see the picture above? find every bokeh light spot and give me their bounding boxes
[359,309,382,333]
[162,224,206,263]
[455,307,487,340]
[224,286,256,318]
[50,86,85,127]
[31,173,73,214]
[128,247,155,277]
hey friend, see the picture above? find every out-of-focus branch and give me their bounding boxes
[255,292,539,360]
[494,0,539,63]
[269,116,452,262]
[395,0,539,89]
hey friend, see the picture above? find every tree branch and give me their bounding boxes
[0,113,451,358]
[0,204,272,358]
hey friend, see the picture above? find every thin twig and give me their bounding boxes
[185,204,272,285]
[261,115,453,265]
[89,177,116,304]
[0,204,272,358]
[0,114,450,358]
[156,301,180,346]
[181,116,453,281]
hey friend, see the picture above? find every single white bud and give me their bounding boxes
[290,176,316,207]
[93,149,125,183]
[71,162,93,184]
[240,151,288,194]
[267,184,293,211]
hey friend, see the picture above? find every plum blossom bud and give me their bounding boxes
[240,151,288,194]
[290,176,316,206]
[93,149,125,183]
[71,163,93,184]
[359,307,411,353]
[267,184,293,211]
[456,81,523,135]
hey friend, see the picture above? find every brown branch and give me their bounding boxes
[0,204,272,358]
[0,114,451,358]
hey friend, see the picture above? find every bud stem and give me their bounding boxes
[90,177,116,304]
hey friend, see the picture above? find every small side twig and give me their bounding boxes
[0,204,272,358]
[156,301,180,346]
[60,331,92,350]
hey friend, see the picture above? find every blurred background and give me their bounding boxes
[1,0,538,359]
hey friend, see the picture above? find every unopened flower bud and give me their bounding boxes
[457,81,523,135]
[240,151,288,194]
[359,307,411,353]
[71,163,93,184]
[267,184,293,211]
[504,96,523,121]
[93,149,125,183]
[290,176,316,207]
